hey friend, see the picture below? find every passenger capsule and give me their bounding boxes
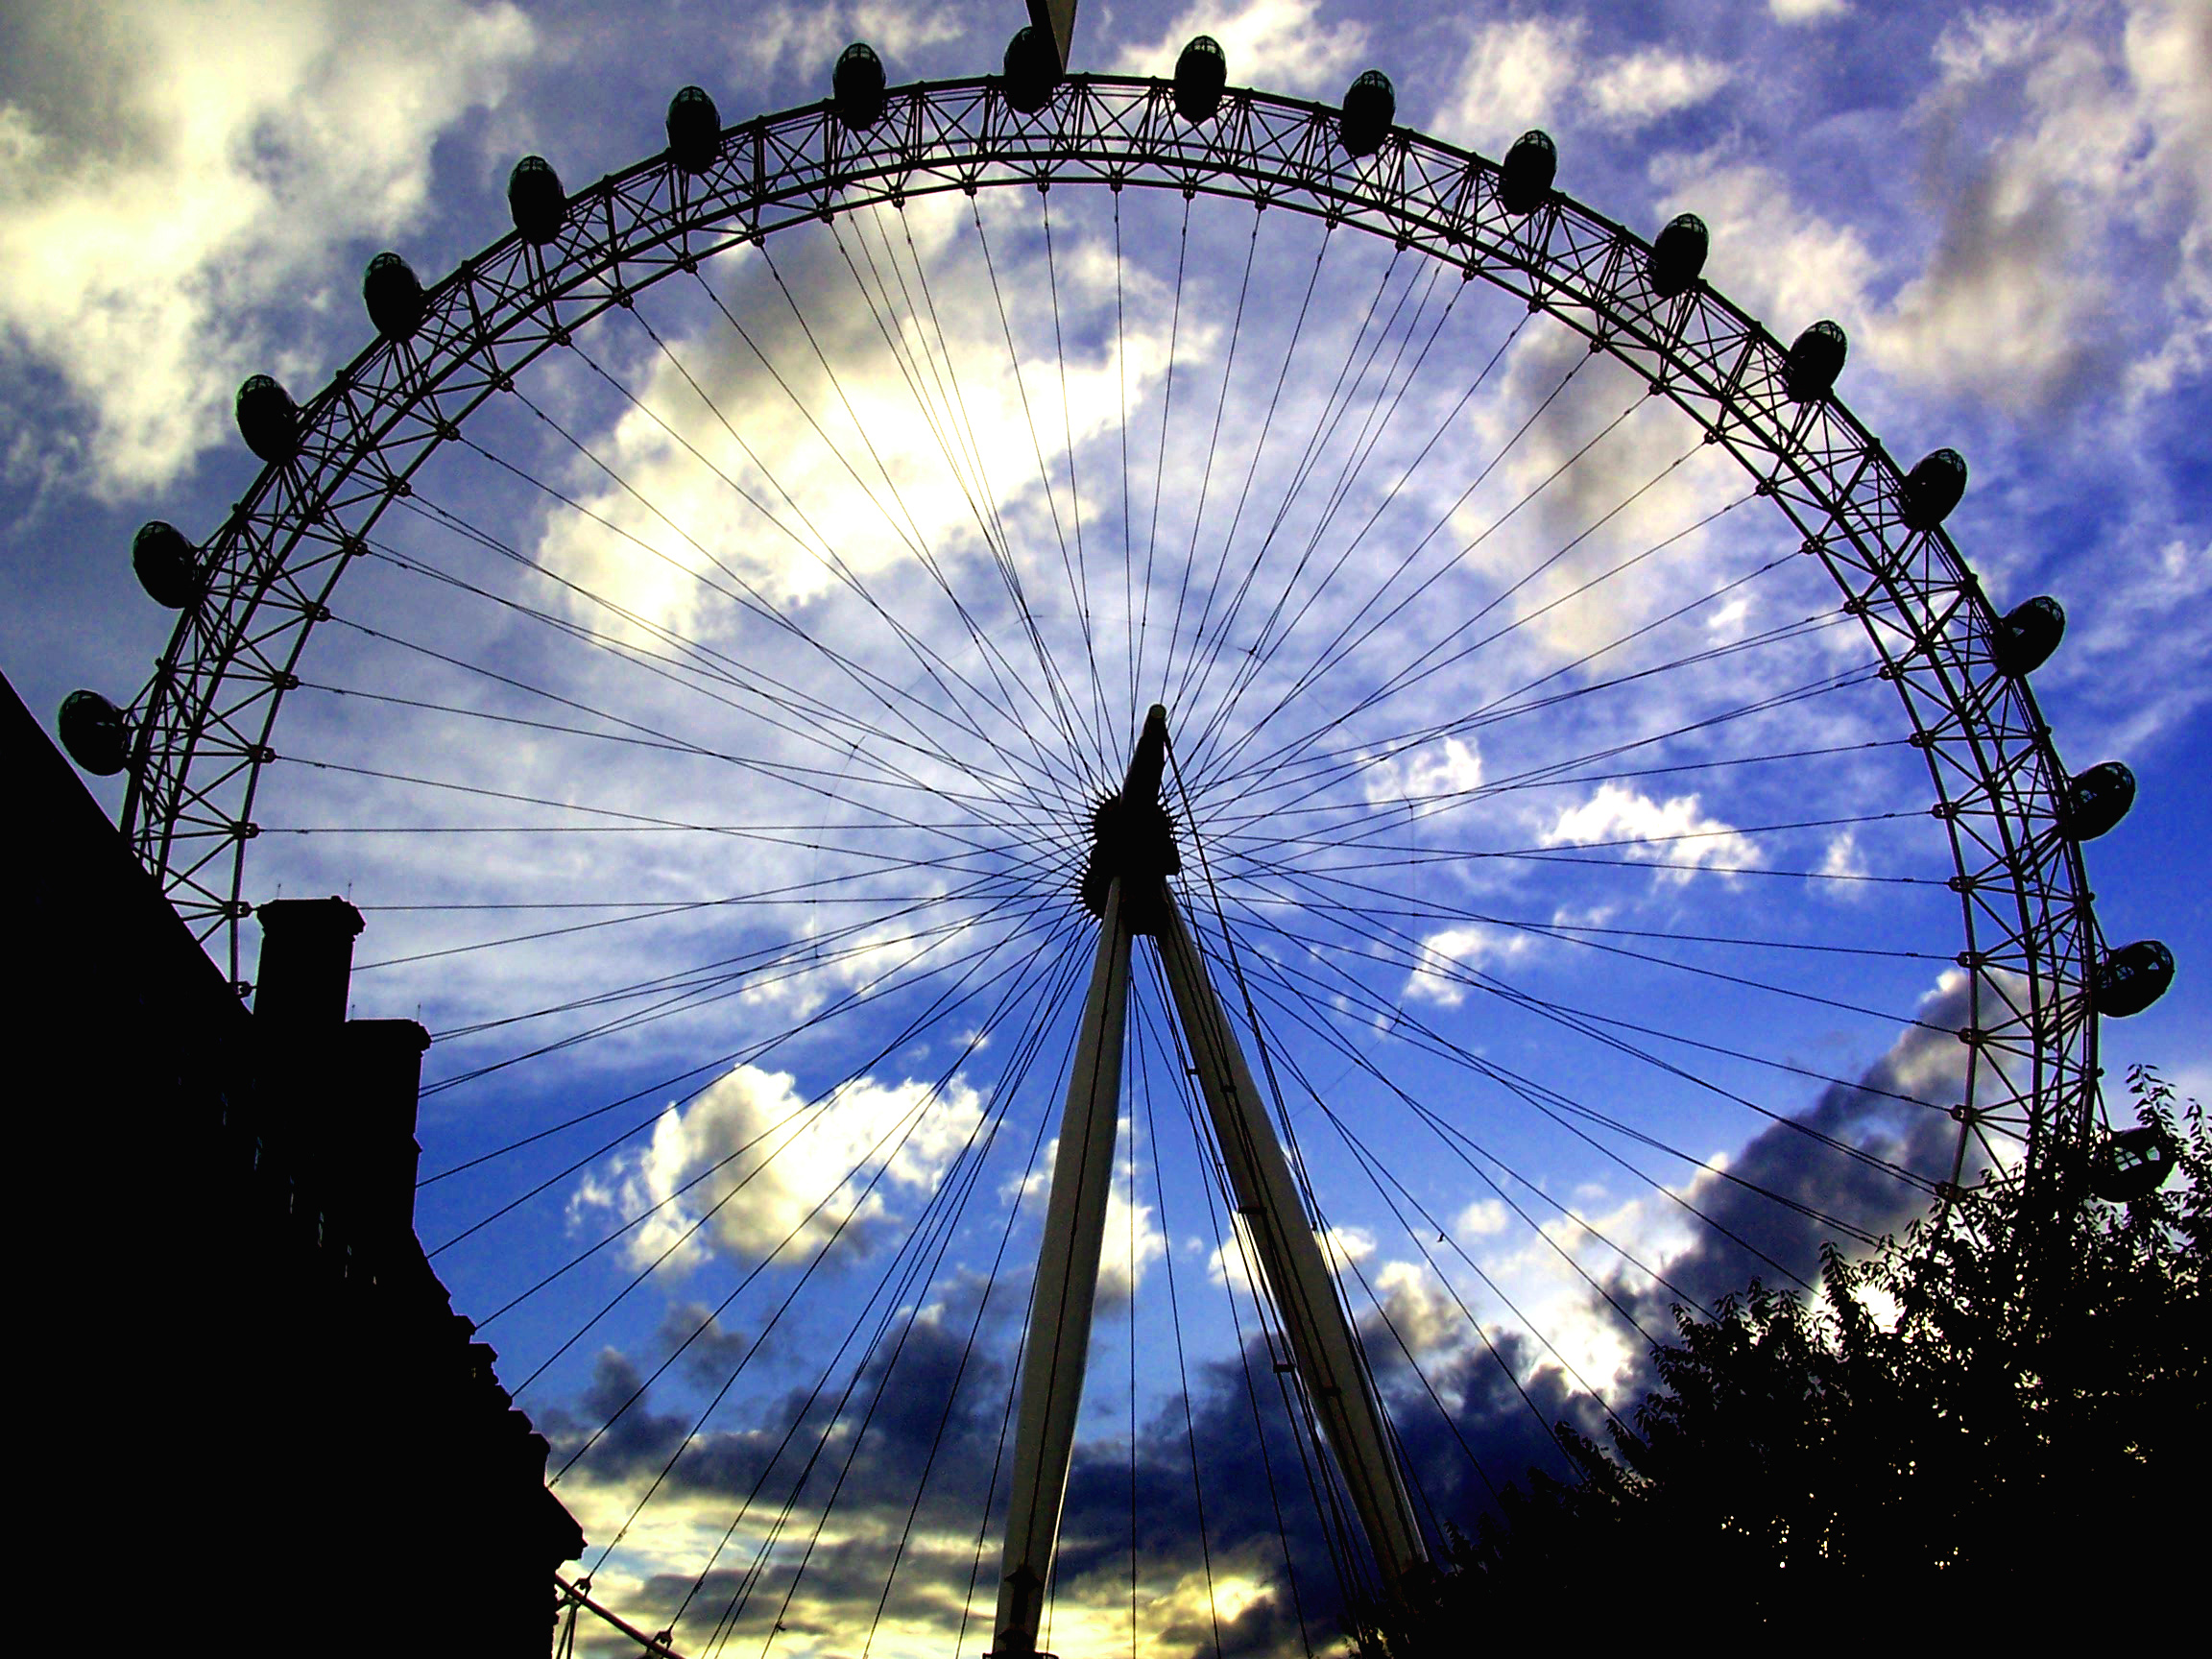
[235,374,300,466]
[1994,594,2065,677]
[1647,213,1709,300]
[1002,25,1061,115]
[2092,1125,2177,1202]
[666,85,720,175]
[2091,940,2175,1018]
[833,42,887,131]
[1173,35,1227,125]
[1784,320,1847,402]
[132,520,204,610]
[1499,130,1556,216]
[362,252,426,341]
[1339,70,1395,158]
[1900,446,1967,532]
[508,156,566,245]
[59,689,130,776]
[2057,761,2136,841]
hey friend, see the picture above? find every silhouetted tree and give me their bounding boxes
[1362,1066,2207,1646]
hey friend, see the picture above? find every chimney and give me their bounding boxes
[252,898,430,1251]
[252,897,364,1029]
[337,1019,433,1238]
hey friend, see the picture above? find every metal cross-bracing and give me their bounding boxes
[121,69,2101,1190]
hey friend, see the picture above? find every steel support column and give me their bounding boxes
[1155,893,1429,1590]
[990,876,1133,1659]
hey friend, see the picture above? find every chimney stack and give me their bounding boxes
[252,897,364,1029]
[252,898,430,1250]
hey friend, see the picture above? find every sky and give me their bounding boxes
[4,1,2206,1654]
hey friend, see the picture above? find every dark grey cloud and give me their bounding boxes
[1612,976,1971,1331]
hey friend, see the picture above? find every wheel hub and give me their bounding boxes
[1078,704,1181,935]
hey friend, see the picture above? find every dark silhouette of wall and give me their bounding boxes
[9,669,581,1653]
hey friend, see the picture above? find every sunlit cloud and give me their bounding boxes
[0,0,535,494]
[569,1062,987,1270]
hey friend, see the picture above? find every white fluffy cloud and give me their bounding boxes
[1434,17,1729,145]
[1541,781,1757,880]
[1360,734,1483,807]
[1403,920,1528,1007]
[0,0,535,494]
[1432,14,1584,135]
[732,0,969,81]
[569,1062,985,1270]
[1584,48,1733,127]
[531,191,1185,637]
[1872,0,2212,412]
[1131,0,1370,96]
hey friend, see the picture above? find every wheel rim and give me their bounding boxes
[119,70,2099,1649]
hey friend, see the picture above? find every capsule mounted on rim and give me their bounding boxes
[1784,321,1847,401]
[1173,36,1226,125]
[1900,447,1967,532]
[1339,70,1394,158]
[2091,1125,2176,1202]
[666,85,720,175]
[508,156,566,245]
[833,43,888,131]
[236,374,300,466]
[1993,594,2065,678]
[363,252,426,341]
[1647,213,1709,300]
[59,689,131,776]
[2091,940,2174,1018]
[1498,130,1555,216]
[2057,761,2135,842]
[133,520,204,610]
[1002,26,1061,115]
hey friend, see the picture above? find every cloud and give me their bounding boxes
[1098,1142,1170,1305]
[530,190,1184,639]
[730,0,971,82]
[1771,0,1850,21]
[1871,0,2212,414]
[1127,0,1370,97]
[1819,829,1867,882]
[0,0,535,495]
[1539,781,1757,880]
[568,1061,986,1271]
[1360,734,1483,806]
[1431,15,1585,137]
[1433,19,1728,147]
[1584,49,1732,128]
[1402,921,1527,1007]
[1565,971,1979,1341]
[1455,1197,1508,1236]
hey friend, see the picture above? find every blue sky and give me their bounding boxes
[4,2,2205,1653]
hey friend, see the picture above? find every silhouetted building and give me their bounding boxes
[11,669,581,1654]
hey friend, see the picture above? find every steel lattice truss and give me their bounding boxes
[120,72,2101,1186]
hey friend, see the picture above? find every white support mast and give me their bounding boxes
[989,875,1133,1658]
[989,706,1423,1658]
[1154,898,1428,1588]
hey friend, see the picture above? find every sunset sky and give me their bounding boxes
[3,3,2204,1654]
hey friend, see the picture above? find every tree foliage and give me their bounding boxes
[1364,1067,2208,1644]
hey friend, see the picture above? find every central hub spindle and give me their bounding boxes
[1079,703,1181,934]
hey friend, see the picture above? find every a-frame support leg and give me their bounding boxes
[990,705,1424,1656]
[990,878,1134,1658]
[1154,893,1428,1591]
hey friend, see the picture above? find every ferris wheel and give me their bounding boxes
[59,16,2172,1657]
